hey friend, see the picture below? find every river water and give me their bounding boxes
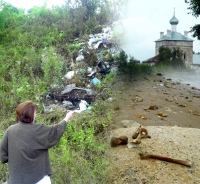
[162,70,200,89]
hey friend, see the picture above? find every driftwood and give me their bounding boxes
[139,153,192,167]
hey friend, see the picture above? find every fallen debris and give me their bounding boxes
[188,110,200,116]
[165,98,174,102]
[110,136,128,147]
[193,94,200,98]
[135,114,147,120]
[175,102,186,107]
[147,105,158,110]
[139,153,192,167]
[132,125,151,139]
[74,100,89,113]
[132,96,143,102]
[128,125,151,149]
[156,73,162,76]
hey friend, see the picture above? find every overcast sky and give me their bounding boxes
[5,0,64,9]
[5,0,200,61]
[120,0,200,61]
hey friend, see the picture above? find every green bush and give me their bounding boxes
[41,47,65,87]
[116,50,153,79]
[156,46,187,70]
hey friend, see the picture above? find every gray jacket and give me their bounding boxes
[0,120,67,184]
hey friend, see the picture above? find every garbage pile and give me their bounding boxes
[43,26,122,113]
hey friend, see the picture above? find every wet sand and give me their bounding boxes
[112,73,200,129]
[107,72,200,184]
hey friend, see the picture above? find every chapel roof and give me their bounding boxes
[155,31,193,42]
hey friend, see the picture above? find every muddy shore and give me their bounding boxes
[111,72,200,129]
[106,72,200,184]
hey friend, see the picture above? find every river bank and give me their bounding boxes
[106,71,200,183]
[111,72,200,129]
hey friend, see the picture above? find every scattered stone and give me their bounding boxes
[148,105,158,110]
[133,97,143,102]
[110,136,128,147]
[188,110,200,116]
[165,98,174,102]
[135,114,147,120]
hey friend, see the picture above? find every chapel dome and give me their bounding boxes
[169,15,179,25]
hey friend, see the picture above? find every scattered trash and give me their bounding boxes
[86,106,93,111]
[65,71,75,80]
[107,97,113,102]
[74,100,89,113]
[94,41,103,49]
[92,77,101,85]
[43,104,59,113]
[103,38,107,45]
[76,54,84,61]
[61,100,74,109]
[44,85,97,112]
[110,66,119,74]
[96,61,111,75]
[87,67,93,73]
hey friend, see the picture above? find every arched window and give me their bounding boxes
[183,52,187,60]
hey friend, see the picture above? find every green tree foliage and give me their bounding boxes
[156,46,186,69]
[185,0,200,17]
[116,50,153,79]
[157,46,172,66]
[0,0,117,115]
[190,24,200,40]
[185,0,200,39]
